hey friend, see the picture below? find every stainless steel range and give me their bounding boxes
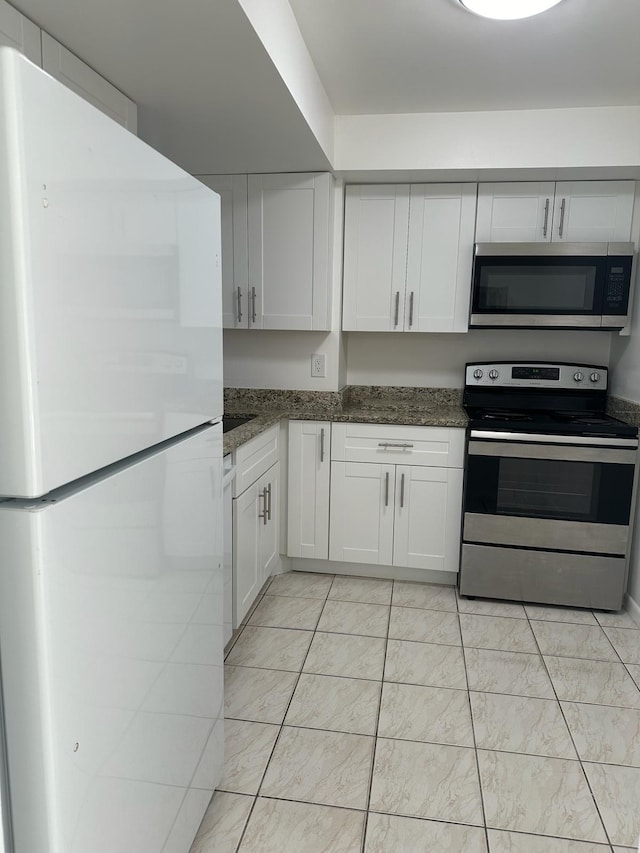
[459,362,639,610]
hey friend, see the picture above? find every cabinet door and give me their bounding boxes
[0,0,41,63]
[197,175,249,328]
[406,183,477,332]
[287,421,331,559]
[476,182,555,243]
[552,181,635,242]
[259,462,280,586]
[41,33,138,132]
[329,462,394,565]
[247,173,331,330]
[233,481,261,625]
[342,185,410,331]
[393,466,463,573]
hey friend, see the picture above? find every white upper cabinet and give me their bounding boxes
[476,181,635,243]
[476,182,556,243]
[198,175,249,329]
[406,184,477,332]
[41,33,137,133]
[342,185,410,331]
[552,181,635,242]
[342,183,477,333]
[247,172,331,331]
[0,0,41,63]
[201,172,332,331]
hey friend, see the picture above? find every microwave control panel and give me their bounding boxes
[604,257,632,312]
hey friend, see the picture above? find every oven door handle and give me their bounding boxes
[469,430,639,449]
[468,439,637,465]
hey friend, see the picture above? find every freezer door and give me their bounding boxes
[0,49,222,498]
[0,423,223,853]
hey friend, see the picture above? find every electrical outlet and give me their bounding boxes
[311,353,326,378]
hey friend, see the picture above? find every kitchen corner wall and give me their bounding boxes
[609,197,640,610]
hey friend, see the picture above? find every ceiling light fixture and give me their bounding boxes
[459,0,563,20]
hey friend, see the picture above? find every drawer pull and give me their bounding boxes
[266,483,272,521]
[384,471,389,507]
[320,428,325,463]
[378,442,414,449]
[259,487,268,525]
[400,472,405,508]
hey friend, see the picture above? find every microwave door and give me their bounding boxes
[470,254,606,328]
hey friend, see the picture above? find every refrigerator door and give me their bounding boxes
[0,49,222,498]
[0,423,223,853]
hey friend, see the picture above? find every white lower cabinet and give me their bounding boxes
[393,465,464,572]
[329,423,464,575]
[287,420,331,559]
[232,423,280,625]
[233,461,279,625]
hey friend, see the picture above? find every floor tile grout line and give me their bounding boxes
[459,610,491,852]
[231,576,334,853]
[360,577,394,853]
[526,607,614,849]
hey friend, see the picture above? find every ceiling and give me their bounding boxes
[289,0,640,115]
[9,0,640,175]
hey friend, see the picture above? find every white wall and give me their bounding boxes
[347,330,612,388]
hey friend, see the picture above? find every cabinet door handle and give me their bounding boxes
[408,291,414,328]
[558,198,566,237]
[378,442,414,449]
[400,473,405,508]
[320,428,325,463]
[237,287,243,323]
[266,483,272,521]
[393,291,400,327]
[251,286,257,324]
[258,487,267,524]
[384,471,389,507]
[542,198,550,238]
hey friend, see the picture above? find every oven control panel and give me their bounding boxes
[466,362,608,391]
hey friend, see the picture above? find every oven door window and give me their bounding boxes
[466,454,634,525]
[473,257,603,314]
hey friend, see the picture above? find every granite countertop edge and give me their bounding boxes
[222,403,468,454]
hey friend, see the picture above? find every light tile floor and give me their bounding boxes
[190,571,640,853]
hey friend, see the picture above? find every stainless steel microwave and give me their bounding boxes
[469,242,634,330]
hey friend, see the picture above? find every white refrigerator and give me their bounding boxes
[0,49,223,853]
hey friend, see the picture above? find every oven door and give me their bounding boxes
[463,432,638,556]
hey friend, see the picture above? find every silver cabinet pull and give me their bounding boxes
[320,428,325,463]
[400,473,405,508]
[542,198,549,237]
[384,471,389,507]
[266,483,272,521]
[393,291,400,327]
[259,487,267,524]
[237,286,243,323]
[378,442,414,449]
[251,286,257,323]
[558,198,566,237]
[408,291,414,328]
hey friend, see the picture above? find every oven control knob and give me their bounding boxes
[473,368,484,380]
[488,369,499,380]
[573,371,584,383]
[590,372,601,383]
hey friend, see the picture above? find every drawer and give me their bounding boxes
[331,422,465,468]
[234,423,280,496]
